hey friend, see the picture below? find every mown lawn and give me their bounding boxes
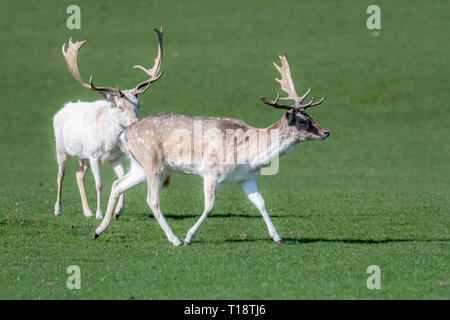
[0,0,448,299]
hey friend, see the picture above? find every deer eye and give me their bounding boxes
[297,118,307,125]
[297,118,310,129]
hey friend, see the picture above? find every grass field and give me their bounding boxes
[0,0,449,299]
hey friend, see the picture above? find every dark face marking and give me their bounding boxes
[286,110,320,135]
[123,95,139,108]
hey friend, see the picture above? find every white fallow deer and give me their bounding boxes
[53,28,163,219]
[93,53,330,245]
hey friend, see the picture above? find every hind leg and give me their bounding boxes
[111,158,125,219]
[146,173,181,246]
[76,160,93,218]
[54,152,70,216]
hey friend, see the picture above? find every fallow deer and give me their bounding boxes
[94,53,329,245]
[53,28,163,219]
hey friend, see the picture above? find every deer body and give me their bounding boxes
[121,114,298,181]
[94,53,330,246]
[54,28,163,219]
[54,100,126,163]
[53,98,137,219]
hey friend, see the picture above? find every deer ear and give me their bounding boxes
[286,110,296,125]
[99,91,115,102]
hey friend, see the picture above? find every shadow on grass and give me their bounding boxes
[284,238,450,244]
[221,237,450,244]
[129,212,290,220]
[167,213,287,220]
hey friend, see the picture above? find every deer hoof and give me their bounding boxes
[172,238,182,247]
[83,210,93,218]
[114,212,120,219]
[275,240,284,245]
[93,232,99,240]
[54,207,62,216]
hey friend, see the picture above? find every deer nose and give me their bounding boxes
[323,130,330,137]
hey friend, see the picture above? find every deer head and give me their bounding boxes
[62,28,163,127]
[259,53,330,142]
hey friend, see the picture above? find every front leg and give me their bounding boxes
[240,178,283,244]
[111,158,125,219]
[90,158,103,219]
[184,175,217,245]
[94,168,146,239]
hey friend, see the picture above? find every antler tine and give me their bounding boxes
[302,96,326,109]
[258,93,293,111]
[297,88,311,103]
[87,75,124,97]
[62,38,123,97]
[295,96,326,111]
[311,96,326,106]
[132,27,164,96]
[301,97,314,108]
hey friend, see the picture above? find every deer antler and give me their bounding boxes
[132,27,164,96]
[259,53,325,111]
[62,38,124,97]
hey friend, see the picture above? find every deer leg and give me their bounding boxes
[240,178,283,244]
[184,176,217,245]
[54,152,70,216]
[146,173,182,246]
[94,168,146,239]
[111,158,125,219]
[76,160,93,218]
[89,158,103,219]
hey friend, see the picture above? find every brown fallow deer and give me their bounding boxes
[93,53,330,246]
[53,28,163,219]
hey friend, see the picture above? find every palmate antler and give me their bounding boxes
[259,53,325,111]
[62,38,124,97]
[132,27,164,96]
[62,27,164,97]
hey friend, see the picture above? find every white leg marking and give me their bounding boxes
[111,158,125,218]
[76,160,93,218]
[54,153,70,216]
[90,158,103,219]
[146,175,182,246]
[240,179,282,243]
[94,166,146,237]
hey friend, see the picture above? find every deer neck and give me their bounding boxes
[98,102,127,135]
[248,115,297,169]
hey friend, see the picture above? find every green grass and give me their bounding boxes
[0,0,449,299]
